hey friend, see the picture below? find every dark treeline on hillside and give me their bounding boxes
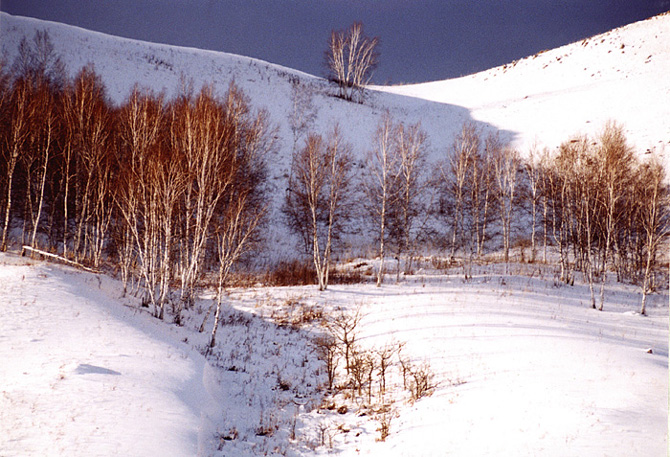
[1,31,668,329]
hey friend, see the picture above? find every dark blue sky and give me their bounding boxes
[2,1,668,83]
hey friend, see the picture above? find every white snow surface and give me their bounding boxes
[0,254,223,456]
[1,254,667,456]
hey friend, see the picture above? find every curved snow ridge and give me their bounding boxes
[378,12,670,156]
[0,12,318,103]
[0,254,220,457]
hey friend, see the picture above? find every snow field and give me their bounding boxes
[0,253,667,456]
[0,9,669,456]
[0,254,221,456]
[225,269,668,456]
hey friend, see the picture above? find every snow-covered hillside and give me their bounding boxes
[0,11,494,164]
[0,11,503,258]
[6,10,669,166]
[380,12,670,158]
[3,11,669,256]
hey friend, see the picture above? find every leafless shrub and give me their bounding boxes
[430,256,453,272]
[376,406,396,442]
[325,306,364,375]
[272,298,324,330]
[218,427,239,449]
[363,351,377,403]
[316,421,335,449]
[329,266,366,285]
[397,345,412,390]
[255,409,278,437]
[409,361,437,401]
[276,373,291,392]
[375,343,398,401]
[314,334,338,391]
[347,348,368,397]
[296,304,324,326]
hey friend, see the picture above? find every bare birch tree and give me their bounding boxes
[3,30,65,253]
[115,86,166,317]
[436,123,481,275]
[593,121,635,310]
[12,30,66,90]
[176,85,236,306]
[177,84,263,308]
[491,142,520,265]
[0,59,10,246]
[325,22,379,102]
[26,75,59,252]
[470,132,494,258]
[388,121,428,278]
[523,145,545,263]
[1,77,35,251]
[554,136,600,304]
[364,113,399,286]
[284,125,353,290]
[62,65,114,266]
[209,111,270,346]
[636,155,669,315]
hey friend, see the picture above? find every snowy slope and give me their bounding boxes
[380,12,670,158]
[3,11,669,257]
[0,11,489,160]
[1,254,667,456]
[0,253,223,456]
[0,12,501,259]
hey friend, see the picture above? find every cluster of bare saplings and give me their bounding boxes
[284,112,668,314]
[310,307,436,443]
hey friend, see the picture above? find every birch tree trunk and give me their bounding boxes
[2,78,34,251]
[364,114,398,287]
[284,125,352,291]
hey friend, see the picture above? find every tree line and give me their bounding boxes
[1,31,667,326]
[285,111,668,315]
[0,32,271,347]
